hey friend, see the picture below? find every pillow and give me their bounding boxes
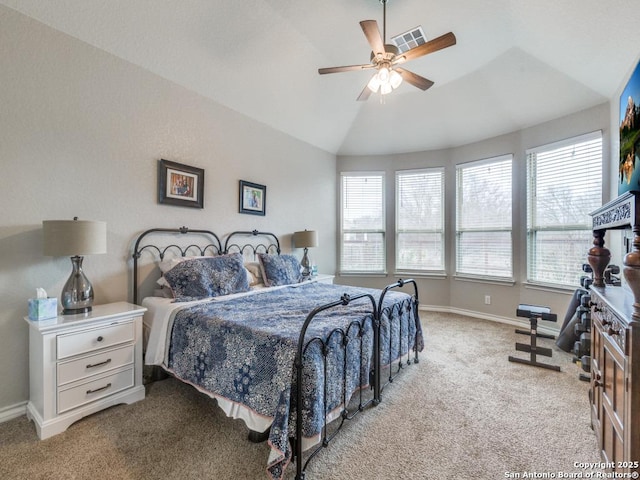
[258,253,302,287]
[244,262,263,286]
[153,287,175,298]
[157,256,209,287]
[163,253,250,302]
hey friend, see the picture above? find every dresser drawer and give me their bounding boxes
[57,344,134,386]
[57,321,135,360]
[57,366,134,414]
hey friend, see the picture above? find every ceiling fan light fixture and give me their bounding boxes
[378,66,390,83]
[380,82,393,95]
[390,69,403,89]
[367,74,382,93]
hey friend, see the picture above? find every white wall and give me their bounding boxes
[0,6,336,413]
[337,103,612,330]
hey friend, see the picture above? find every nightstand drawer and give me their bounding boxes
[57,366,134,414]
[57,321,135,360]
[57,344,134,386]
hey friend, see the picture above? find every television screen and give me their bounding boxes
[619,60,640,194]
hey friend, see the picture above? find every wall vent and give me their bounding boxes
[391,26,426,53]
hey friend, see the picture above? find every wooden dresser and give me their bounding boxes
[587,192,640,472]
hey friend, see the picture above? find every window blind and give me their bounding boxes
[456,155,513,278]
[340,173,385,273]
[527,131,602,286]
[396,168,444,271]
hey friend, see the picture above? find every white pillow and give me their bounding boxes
[244,262,263,286]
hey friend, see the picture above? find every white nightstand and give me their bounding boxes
[308,274,335,284]
[24,302,146,439]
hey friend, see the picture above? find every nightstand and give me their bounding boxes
[308,274,335,284]
[24,302,146,439]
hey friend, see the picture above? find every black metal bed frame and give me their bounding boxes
[132,227,223,305]
[293,278,419,480]
[131,227,421,480]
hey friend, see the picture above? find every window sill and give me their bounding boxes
[454,275,515,286]
[394,271,447,280]
[524,282,576,294]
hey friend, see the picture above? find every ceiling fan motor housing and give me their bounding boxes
[370,44,400,64]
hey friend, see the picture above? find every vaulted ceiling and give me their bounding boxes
[3,0,639,155]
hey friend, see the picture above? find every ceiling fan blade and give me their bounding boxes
[357,83,372,102]
[318,63,375,75]
[397,32,457,63]
[360,20,385,57]
[396,68,434,91]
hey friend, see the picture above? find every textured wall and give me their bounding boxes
[0,6,336,412]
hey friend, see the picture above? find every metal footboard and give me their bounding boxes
[294,292,377,480]
[293,280,421,480]
[376,278,421,397]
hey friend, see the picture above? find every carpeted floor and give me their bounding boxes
[0,312,600,479]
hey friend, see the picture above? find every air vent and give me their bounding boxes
[391,26,426,53]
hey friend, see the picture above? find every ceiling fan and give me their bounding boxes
[318,0,456,101]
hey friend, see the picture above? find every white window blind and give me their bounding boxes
[456,155,513,278]
[396,168,444,271]
[527,131,602,287]
[340,173,385,273]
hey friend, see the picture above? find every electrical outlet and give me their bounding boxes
[484,295,491,305]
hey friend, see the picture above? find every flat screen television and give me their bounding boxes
[619,59,640,194]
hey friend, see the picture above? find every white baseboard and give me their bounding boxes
[0,401,27,424]
[419,305,561,337]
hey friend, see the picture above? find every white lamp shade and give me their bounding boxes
[43,219,107,256]
[293,230,318,249]
[390,69,403,89]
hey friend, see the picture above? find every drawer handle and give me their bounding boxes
[86,383,112,395]
[96,336,104,342]
[593,373,602,388]
[86,358,112,369]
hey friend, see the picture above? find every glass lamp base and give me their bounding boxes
[62,306,92,315]
[61,255,94,315]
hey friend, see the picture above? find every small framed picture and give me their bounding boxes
[239,180,266,216]
[158,159,204,209]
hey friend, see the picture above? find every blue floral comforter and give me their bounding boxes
[165,282,422,479]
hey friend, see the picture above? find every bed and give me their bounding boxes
[132,227,423,480]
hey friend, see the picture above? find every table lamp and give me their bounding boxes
[293,230,318,279]
[43,217,107,314]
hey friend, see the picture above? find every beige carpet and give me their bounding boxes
[0,312,600,480]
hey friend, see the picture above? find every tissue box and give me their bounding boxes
[28,298,58,321]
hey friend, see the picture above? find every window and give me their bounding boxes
[527,132,602,287]
[456,155,513,279]
[396,168,444,272]
[340,173,385,273]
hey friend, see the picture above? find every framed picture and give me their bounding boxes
[619,59,640,194]
[239,180,266,216]
[158,159,204,208]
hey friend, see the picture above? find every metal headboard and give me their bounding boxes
[223,230,281,259]
[132,226,222,305]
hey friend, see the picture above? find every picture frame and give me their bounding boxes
[158,159,204,208]
[239,180,266,216]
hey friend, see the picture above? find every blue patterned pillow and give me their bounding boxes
[163,253,250,301]
[258,253,302,287]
